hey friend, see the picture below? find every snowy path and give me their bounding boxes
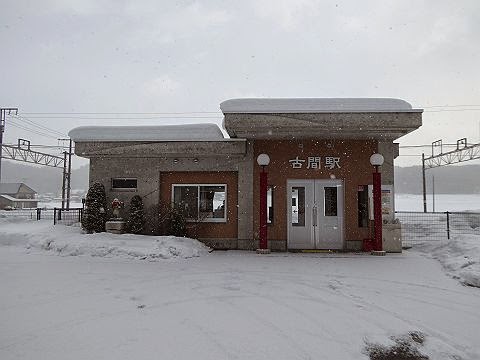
[1,247,479,359]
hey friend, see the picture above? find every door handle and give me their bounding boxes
[312,206,317,226]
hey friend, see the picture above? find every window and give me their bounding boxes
[267,186,274,224]
[291,187,305,226]
[324,187,338,216]
[358,185,369,227]
[172,184,226,222]
[112,178,137,190]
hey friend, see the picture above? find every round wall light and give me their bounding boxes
[256,153,270,166]
[369,153,384,166]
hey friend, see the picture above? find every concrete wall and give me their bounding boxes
[84,140,254,246]
[224,112,422,140]
[79,137,398,251]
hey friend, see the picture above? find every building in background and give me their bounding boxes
[69,98,422,251]
[0,183,38,209]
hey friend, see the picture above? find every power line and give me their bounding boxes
[6,120,59,139]
[15,114,67,136]
[396,154,425,157]
[421,104,480,108]
[15,115,223,119]
[424,109,480,112]
[399,143,467,148]
[21,111,220,115]
[17,104,480,114]
[9,114,67,137]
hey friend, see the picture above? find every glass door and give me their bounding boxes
[287,179,344,250]
[287,180,315,249]
[314,180,344,249]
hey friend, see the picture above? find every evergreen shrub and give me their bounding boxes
[82,182,107,233]
[126,195,146,234]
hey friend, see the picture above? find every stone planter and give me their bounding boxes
[105,220,126,234]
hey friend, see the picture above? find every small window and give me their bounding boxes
[324,187,338,216]
[112,178,137,190]
[267,186,274,224]
[172,184,226,222]
[358,185,369,227]
[291,187,305,226]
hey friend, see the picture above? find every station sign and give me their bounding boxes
[288,156,341,170]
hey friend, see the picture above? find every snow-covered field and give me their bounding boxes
[37,200,83,209]
[396,193,480,212]
[1,219,479,359]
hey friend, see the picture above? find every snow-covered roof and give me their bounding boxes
[0,194,37,202]
[220,98,422,113]
[0,183,36,195]
[69,124,225,142]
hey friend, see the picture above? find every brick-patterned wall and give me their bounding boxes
[160,171,238,239]
[253,139,378,243]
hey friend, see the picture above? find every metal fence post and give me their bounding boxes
[446,211,450,240]
[54,208,57,225]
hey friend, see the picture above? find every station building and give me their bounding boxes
[69,98,422,251]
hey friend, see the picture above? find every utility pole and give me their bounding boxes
[58,138,73,210]
[0,107,19,183]
[61,151,67,210]
[422,153,427,212]
[66,139,72,210]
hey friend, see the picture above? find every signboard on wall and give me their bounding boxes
[288,156,341,169]
[368,185,395,222]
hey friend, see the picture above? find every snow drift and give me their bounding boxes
[0,218,211,260]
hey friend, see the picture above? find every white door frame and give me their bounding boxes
[287,179,344,250]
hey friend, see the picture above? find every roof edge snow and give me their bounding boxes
[69,124,225,142]
[220,98,423,113]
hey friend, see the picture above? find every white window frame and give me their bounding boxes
[171,183,227,223]
[111,178,138,191]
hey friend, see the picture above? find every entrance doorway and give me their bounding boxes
[287,179,344,249]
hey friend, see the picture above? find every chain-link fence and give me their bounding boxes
[396,211,480,247]
[0,208,54,221]
[53,208,83,226]
[0,208,83,226]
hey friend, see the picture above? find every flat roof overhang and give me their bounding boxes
[223,112,423,140]
[73,139,247,159]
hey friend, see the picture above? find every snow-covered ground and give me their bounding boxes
[1,219,479,359]
[37,200,83,208]
[0,218,210,260]
[413,234,480,288]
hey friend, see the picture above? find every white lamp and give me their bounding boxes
[257,154,270,166]
[370,153,384,166]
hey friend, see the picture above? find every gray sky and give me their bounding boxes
[1,0,479,168]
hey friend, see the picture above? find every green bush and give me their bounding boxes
[82,182,107,233]
[168,207,187,237]
[158,203,187,237]
[126,195,146,234]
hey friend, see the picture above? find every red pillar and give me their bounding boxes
[259,169,268,249]
[373,168,383,251]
